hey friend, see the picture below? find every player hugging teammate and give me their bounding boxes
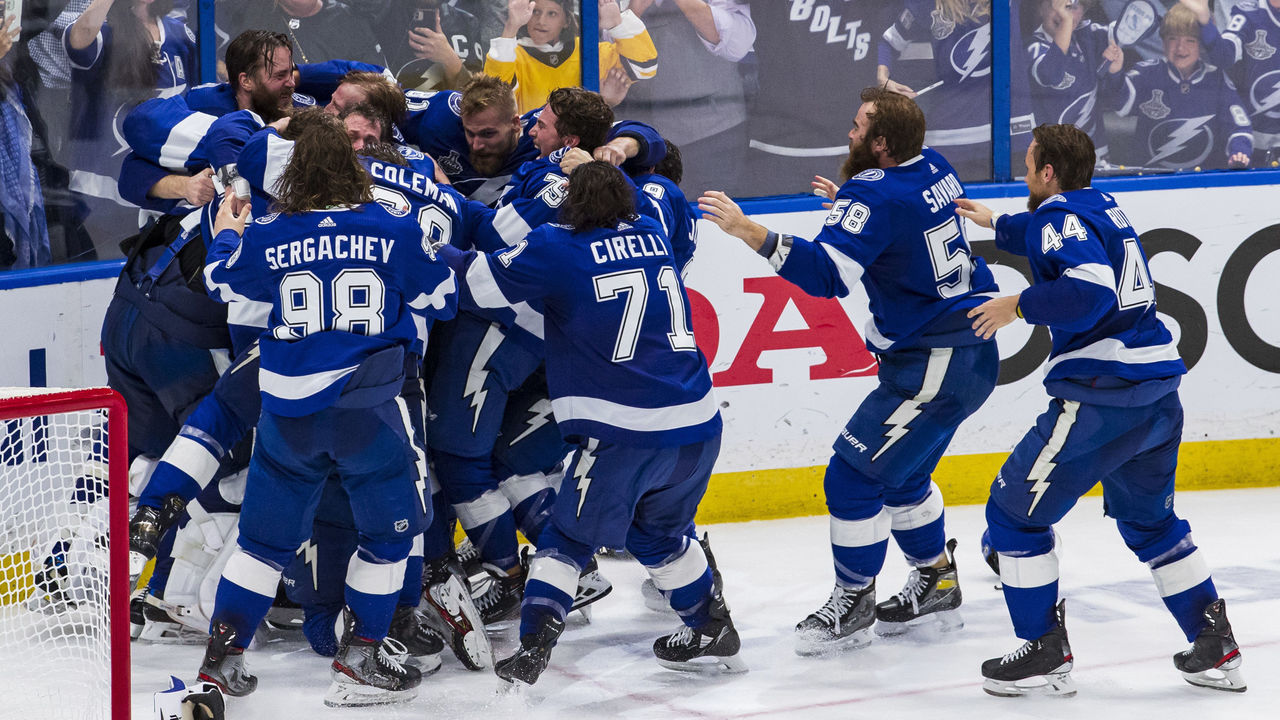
[111,31,1244,714]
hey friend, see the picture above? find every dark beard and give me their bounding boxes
[839,139,879,181]
[251,86,290,124]
[470,150,506,176]
[1027,188,1051,212]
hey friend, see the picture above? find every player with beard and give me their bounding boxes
[700,86,1000,655]
[956,124,1245,697]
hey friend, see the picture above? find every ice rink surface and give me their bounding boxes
[132,487,1279,719]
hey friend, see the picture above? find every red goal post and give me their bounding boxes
[0,387,130,720]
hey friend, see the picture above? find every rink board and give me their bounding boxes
[1,183,1277,522]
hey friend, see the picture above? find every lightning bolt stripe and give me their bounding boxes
[464,323,507,433]
[394,396,430,515]
[872,348,952,462]
[1025,400,1080,516]
[573,440,598,519]
[298,540,320,591]
[508,398,554,446]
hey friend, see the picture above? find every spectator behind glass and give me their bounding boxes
[615,0,755,197]
[1183,0,1280,165]
[877,0,997,180]
[63,0,196,262]
[217,0,387,68]
[374,0,508,91]
[1,14,52,270]
[485,0,657,113]
[1102,3,1251,170]
[1027,0,1124,162]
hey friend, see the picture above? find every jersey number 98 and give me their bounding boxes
[277,269,387,339]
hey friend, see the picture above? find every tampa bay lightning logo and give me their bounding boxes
[1060,92,1097,128]
[397,145,426,161]
[227,239,243,268]
[1250,70,1280,119]
[1147,115,1215,168]
[949,25,991,81]
[292,93,316,106]
[854,169,884,181]
[448,92,462,117]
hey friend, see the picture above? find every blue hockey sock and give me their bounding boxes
[1149,546,1217,641]
[510,486,555,545]
[211,550,283,648]
[997,548,1061,640]
[344,546,409,641]
[829,512,890,587]
[520,553,582,637]
[398,537,425,608]
[420,487,454,563]
[885,482,947,564]
[645,537,714,628]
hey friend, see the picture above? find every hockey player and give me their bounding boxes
[439,160,742,685]
[1102,4,1252,170]
[196,113,459,706]
[700,87,999,655]
[957,123,1246,697]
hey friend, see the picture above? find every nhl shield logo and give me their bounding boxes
[1246,30,1276,61]
[1139,90,1171,120]
[394,519,409,532]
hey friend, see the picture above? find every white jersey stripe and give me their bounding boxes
[551,387,718,433]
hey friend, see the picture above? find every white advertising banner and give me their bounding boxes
[1,184,1277,480]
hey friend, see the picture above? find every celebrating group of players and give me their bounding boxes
[109,23,1245,714]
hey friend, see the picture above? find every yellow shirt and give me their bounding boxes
[485,10,658,114]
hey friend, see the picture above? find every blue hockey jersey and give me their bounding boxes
[1205,2,1280,146]
[766,147,998,353]
[633,171,697,276]
[1027,19,1113,155]
[1103,58,1253,169]
[205,203,459,416]
[993,188,1186,404]
[444,213,720,447]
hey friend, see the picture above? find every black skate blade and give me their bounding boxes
[875,608,964,637]
[982,672,1075,698]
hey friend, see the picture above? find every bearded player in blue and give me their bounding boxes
[197,113,459,707]
[958,124,1245,697]
[701,87,999,655]
[438,161,743,685]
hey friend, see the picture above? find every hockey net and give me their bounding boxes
[0,387,129,720]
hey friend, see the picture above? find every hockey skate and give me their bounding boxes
[494,613,565,686]
[421,557,492,670]
[653,591,747,673]
[128,494,186,584]
[139,599,207,644]
[388,604,445,657]
[1173,599,1246,692]
[197,622,258,697]
[474,562,525,625]
[570,556,613,622]
[981,600,1075,697]
[875,538,963,635]
[794,581,876,655]
[326,608,423,707]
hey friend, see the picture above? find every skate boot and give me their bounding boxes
[570,556,613,621]
[197,622,258,697]
[456,537,483,578]
[1173,599,1246,692]
[474,562,525,625]
[494,613,565,686]
[421,556,492,670]
[653,592,747,673]
[794,581,876,655]
[326,608,423,707]
[139,598,206,644]
[981,600,1074,697]
[128,494,186,583]
[388,604,445,657]
[875,538,963,634]
[130,589,149,639]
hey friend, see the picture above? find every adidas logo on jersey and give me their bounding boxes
[318,216,337,228]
